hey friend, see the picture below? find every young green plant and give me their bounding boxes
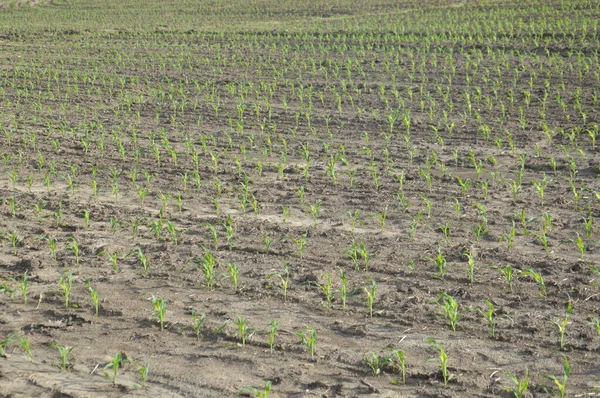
[267,263,290,302]
[504,368,529,398]
[296,327,317,359]
[551,301,573,350]
[151,295,167,331]
[544,355,570,398]
[59,270,73,308]
[103,352,128,385]
[363,278,377,318]
[427,338,451,386]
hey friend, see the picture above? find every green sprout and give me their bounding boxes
[103,352,128,385]
[228,262,240,290]
[362,278,377,318]
[543,355,570,398]
[51,344,74,370]
[504,368,529,398]
[296,327,317,359]
[84,277,100,317]
[190,309,206,339]
[235,316,254,347]
[10,272,29,304]
[551,301,573,350]
[427,338,451,386]
[151,295,167,331]
[267,263,290,302]
[59,270,74,308]
[522,267,547,297]
[435,292,459,331]
[268,320,279,353]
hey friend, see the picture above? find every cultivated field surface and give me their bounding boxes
[1,0,600,396]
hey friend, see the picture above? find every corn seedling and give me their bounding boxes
[356,241,371,271]
[262,234,273,253]
[296,185,305,204]
[504,368,529,398]
[296,327,317,359]
[534,229,549,251]
[136,359,151,389]
[429,246,447,279]
[219,223,232,250]
[195,250,216,289]
[364,351,385,375]
[150,218,163,239]
[438,221,451,244]
[500,221,517,251]
[574,233,586,260]
[251,195,259,215]
[103,352,128,385]
[204,223,219,250]
[586,317,600,335]
[343,240,360,270]
[175,194,183,212]
[66,236,81,263]
[228,262,240,290]
[435,293,459,331]
[130,217,144,238]
[108,216,121,233]
[241,380,272,398]
[543,355,570,398]
[396,192,412,213]
[151,295,167,331]
[43,236,57,261]
[375,207,387,231]
[112,181,119,202]
[137,248,150,276]
[388,349,407,384]
[532,175,549,205]
[267,263,290,302]
[281,205,290,223]
[473,221,488,243]
[190,309,206,339]
[103,251,118,273]
[291,233,307,258]
[551,301,573,350]
[316,273,335,310]
[18,334,33,362]
[6,197,18,218]
[84,277,99,317]
[137,186,149,204]
[34,200,47,220]
[475,300,497,337]
[164,220,180,245]
[309,199,322,225]
[340,268,348,311]
[362,278,377,318]
[235,316,254,347]
[583,215,594,237]
[10,272,29,304]
[268,320,279,353]
[82,209,90,228]
[421,194,432,218]
[59,270,73,308]
[52,344,73,370]
[456,176,471,196]
[522,268,547,297]
[427,338,451,386]
[0,332,18,358]
[492,264,515,292]
[3,231,23,255]
[463,249,476,284]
